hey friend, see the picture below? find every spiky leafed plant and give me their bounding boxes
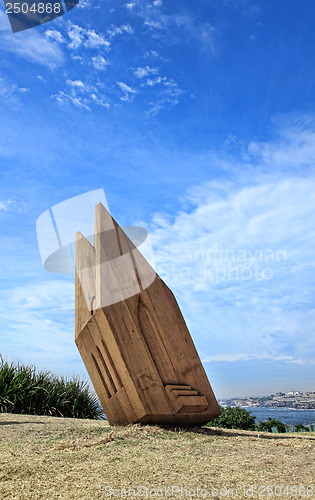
[0,355,104,419]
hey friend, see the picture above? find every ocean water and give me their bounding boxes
[240,406,315,427]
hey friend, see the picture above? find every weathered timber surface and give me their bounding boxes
[75,203,221,425]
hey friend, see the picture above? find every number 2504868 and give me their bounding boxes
[5,3,61,14]
[258,485,314,497]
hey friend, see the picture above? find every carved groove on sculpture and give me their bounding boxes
[75,203,221,425]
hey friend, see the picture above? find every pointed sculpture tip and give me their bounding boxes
[76,231,95,250]
[95,202,108,212]
[95,202,112,220]
[95,202,115,233]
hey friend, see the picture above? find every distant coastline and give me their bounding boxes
[218,391,315,410]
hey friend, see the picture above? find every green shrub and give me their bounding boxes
[257,418,286,433]
[294,424,309,432]
[0,355,104,419]
[206,406,257,431]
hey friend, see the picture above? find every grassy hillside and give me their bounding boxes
[0,413,314,499]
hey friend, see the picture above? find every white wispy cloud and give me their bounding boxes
[45,29,66,44]
[0,200,13,211]
[67,23,111,50]
[92,55,109,70]
[172,15,216,51]
[117,81,136,101]
[0,197,26,212]
[134,66,159,78]
[147,124,315,365]
[0,11,64,68]
[107,24,134,39]
[45,21,134,52]
[144,19,163,30]
[0,76,29,102]
[76,0,91,9]
[0,280,79,375]
[246,117,315,171]
[59,22,133,52]
[144,50,159,59]
[42,21,134,77]
[129,2,216,51]
[0,5,198,114]
[146,77,183,114]
[20,10,184,114]
[128,1,218,55]
[53,79,109,110]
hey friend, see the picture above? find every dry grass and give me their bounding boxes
[0,413,314,499]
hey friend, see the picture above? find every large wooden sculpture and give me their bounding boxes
[75,203,221,425]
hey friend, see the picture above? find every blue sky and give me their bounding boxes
[0,0,315,398]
